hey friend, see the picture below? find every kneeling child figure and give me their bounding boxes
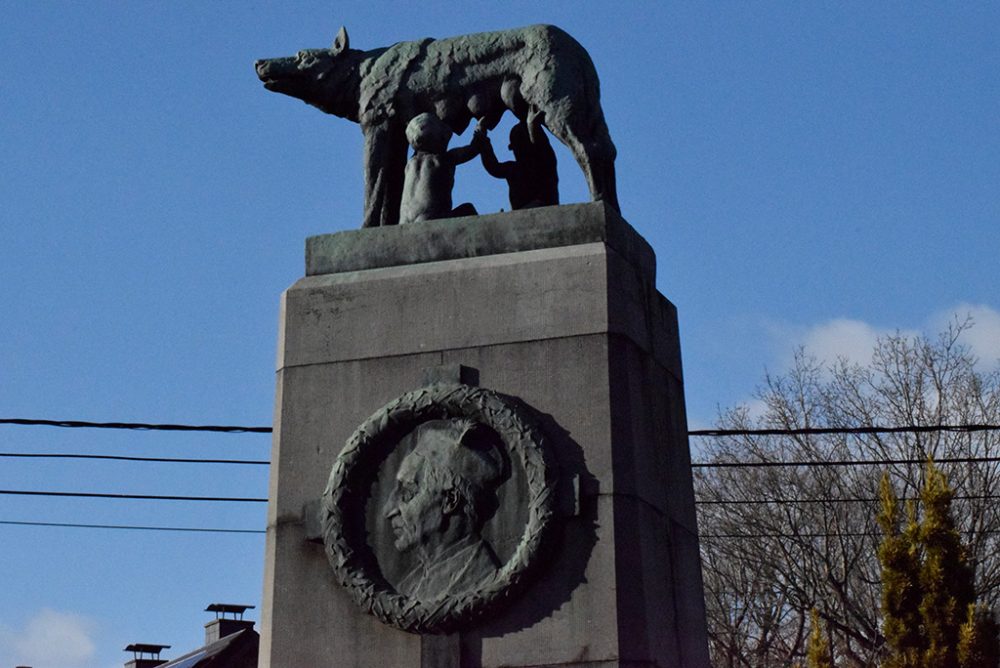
[400,113,480,225]
[473,105,559,210]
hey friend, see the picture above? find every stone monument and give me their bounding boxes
[257,24,709,668]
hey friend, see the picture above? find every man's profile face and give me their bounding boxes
[384,452,446,552]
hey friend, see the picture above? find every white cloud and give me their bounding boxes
[798,318,887,367]
[765,317,916,369]
[1,609,97,668]
[933,303,1000,367]
[717,303,1000,425]
[741,397,770,421]
[768,306,1000,371]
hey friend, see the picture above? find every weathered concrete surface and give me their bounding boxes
[305,201,653,278]
[260,205,709,667]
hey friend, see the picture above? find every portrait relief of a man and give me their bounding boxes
[383,418,509,601]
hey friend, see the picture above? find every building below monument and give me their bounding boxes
[122,604,258,668]
[261,202,710,667]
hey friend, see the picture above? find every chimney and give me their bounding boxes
[123,643,170,668]
[204,603,255,644]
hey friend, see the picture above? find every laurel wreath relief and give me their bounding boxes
[321,383,559,634]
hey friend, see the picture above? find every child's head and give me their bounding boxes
[406,113,451,153]
[508,122,530,160]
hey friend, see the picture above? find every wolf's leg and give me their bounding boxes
[362,124,390,228]
[599,158,620,213]
[588,120,620,212]
[382,123,407,227]
[548,113,620,213]
[361,122,407,227]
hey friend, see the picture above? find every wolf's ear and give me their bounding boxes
[332,26,349,54]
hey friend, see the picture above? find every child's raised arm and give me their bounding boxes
[472,122,513,179]
[446,139,480,165]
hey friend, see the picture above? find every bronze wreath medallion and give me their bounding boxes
[321,383,558,633]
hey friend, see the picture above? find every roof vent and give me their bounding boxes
[124,642,170,668]
[204,603,255,644]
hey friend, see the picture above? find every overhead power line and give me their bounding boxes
[701,528,1000,540]
[4,417,999,438]
[17,451,995,470]
[0,489,267,503]
[696,493,1000,506]
[4,417,1000,474]
[0,452,268,465]
[0,418,271,433]
[689,424,1000,437]
[702,531,882,539]
[693,455,1000,469]
[0,519,264,534]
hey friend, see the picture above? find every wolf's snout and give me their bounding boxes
[255,56,299,83]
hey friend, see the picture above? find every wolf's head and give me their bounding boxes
[255,26,361,120]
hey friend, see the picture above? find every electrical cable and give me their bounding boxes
[692,455,1000,468]
[4,417,1000,438]
[701,528,1000,539]
[0,452,268,465]
[0,418,271,433]
[696,493,1000,505]
[689,424,1000,437]
[0,489,267,503]
[0,519,264,534]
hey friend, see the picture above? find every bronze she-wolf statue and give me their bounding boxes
[256,24,619,228]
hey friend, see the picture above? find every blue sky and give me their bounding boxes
[1,2,998,666]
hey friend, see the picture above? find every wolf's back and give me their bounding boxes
[359,25,597,117]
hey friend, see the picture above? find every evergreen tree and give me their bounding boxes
[877,473,922,668]
[806,607,834,668]
[958,603,1000,668]
[918,461,976,668]
[878,462,1000,668]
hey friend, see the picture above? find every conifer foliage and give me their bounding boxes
[960,605,1000,668]
[806,608,834,668]
[877,474,922,668]
[878,462,999,668]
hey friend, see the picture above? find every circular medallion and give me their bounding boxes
[321,383,558,633]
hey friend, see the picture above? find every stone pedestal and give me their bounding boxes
[259,203,709,667]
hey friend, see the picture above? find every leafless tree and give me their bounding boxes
[696,320,1000,667]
